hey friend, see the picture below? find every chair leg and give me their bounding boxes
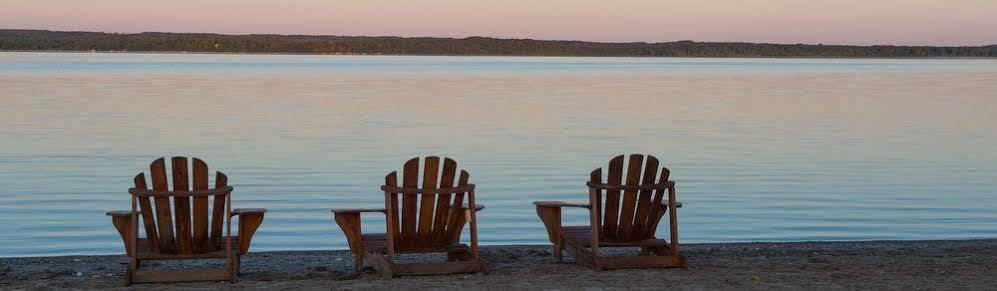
[354,251,364,272]
[476,258,491,274]
[229,255,239,283]
[236,254,242,274]
[554,242,563,263]
[365,251,395,278]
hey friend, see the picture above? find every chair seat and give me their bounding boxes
[562,226,668,248]
[360,233,469,254]
[135,237,240,260]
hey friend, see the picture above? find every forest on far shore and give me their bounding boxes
[2,29,996,58]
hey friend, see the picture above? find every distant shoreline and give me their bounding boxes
[4,49,997,60]
[3,29,995,58]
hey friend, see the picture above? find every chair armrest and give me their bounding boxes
[331,208,384,255]
[533,201,590,209]
[106,210,134,216]
[231,208,267,217]
[330,208,386,214]
[460,204,486,211]
[231,208,266,255]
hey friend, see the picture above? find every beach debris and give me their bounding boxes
[74,271,83,277]
[750,275,761,281]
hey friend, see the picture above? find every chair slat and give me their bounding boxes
[445,170,470,243]
[191,158,210,253]
[417,157,440,246]
[208,172,228,250]
[602,155,624,241]
[589,168,603,245]
[432,158,457,245]
[647,168,671,235]
[171,157,193,254]
[150,158,176,253]
[632,156,659,240]
[400,158,420,248]
[617,154,644,240]
[133,173,160,252]
[384,171,400,246]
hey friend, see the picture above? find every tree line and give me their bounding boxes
[2,29,995,58]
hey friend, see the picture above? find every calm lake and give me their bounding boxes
[1,52,996,257]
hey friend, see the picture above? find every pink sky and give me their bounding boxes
[2,0,996,46]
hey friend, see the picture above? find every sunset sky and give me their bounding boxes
[2,0,995,46]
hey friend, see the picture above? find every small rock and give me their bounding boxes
[751,275,761,281]
[74,271,83,277]
[92,274,100,278]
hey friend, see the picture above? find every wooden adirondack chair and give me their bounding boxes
[534,154,686,270]
[331,157,488,277]
[105,157,266,284]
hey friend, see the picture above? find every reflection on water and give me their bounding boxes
[1,53,996,256]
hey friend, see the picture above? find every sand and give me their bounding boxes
[2,239,996,289]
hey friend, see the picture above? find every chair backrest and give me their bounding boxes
[130,157,232,255]
[588,154,672,242]
[381,157,473,251]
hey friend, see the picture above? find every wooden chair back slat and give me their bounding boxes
[444,170,470,244]
[149,158,176,253]
[617,154,644,240]
[132,157,231,255]
[191,158,210,253]
[385,171,400,247]
[416,157,441,246]
[643,169,671,238]
[384,157,474,251]
[432,158,458,244]
[601,155,624,241]
[133,173,160,252]
[208,172,228,250]
[400,158,420,248]
[633,156,659,240]
[592,154,671,242]
[170,157,193,255]
[588,168,603,252]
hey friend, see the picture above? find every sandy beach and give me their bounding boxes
[2,239,995,289]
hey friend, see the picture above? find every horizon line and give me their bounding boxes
[6,28,996,48]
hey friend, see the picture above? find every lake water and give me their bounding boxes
[1,52,996,257]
